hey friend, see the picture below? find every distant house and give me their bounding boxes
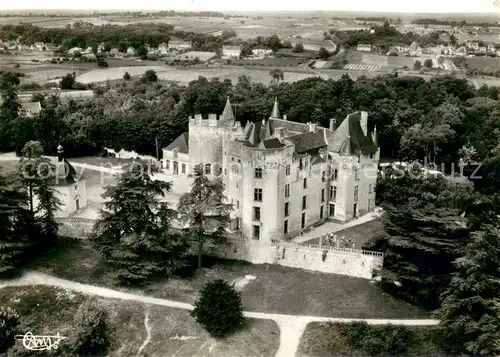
[97,43,106,53]
[82,46,93,54]
[68,47,83,55]
[126,47,137,56]
[34,42,45,50]
[487,44,495,52]
[158,43,169,55]
[19,102,42,118]
[466,41,479,50]
[252,48,273,58]
[357,44,372,52]
[168,40,191,51]
[109,48,120,56]
[222,45,241,58]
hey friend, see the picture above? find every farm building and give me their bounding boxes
[68,47,83,55]
[357,44,372,52]
[222,45,242,58]
[126,47,137,56]
[19,102,42,118]
[168,40,191,51]
[252,48,273,58]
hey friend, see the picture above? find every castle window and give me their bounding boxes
[224,168,227,175]
[299,159,303,170]
[321,189,325,202]
[284,202,290,217]
[255,168,263,179]
[181,163,186,174]
[321,171,326,182]
[285,165,290,175]
[254,188,263,202]
[253,207,261,221]
[303,178,307,189]
[284,220,288,234]
[237,200,240,209]
[369,153,374,159]
[173,161,179,175]
[369,184,372,194]
[333,168,338,180]
[231,157,235,162]
[236,182,239,189]
[355,167,359,181]
[302,196,307,210]
[165,160,170,170]
[205,163,211,175]
[354,186,359,202]
[301,213,306,229]
[330,186,337,201]
[285,184,290,198]
[253,225,260,240]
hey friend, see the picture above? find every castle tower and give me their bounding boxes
[270,97,281,119]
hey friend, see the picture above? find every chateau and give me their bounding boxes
[162,98,380,243]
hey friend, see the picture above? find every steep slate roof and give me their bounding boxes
[327,112,378,155]
[164,132,189,154]
[221,97,235,121]
[285,130,328,153]
[267,118,312,135]
[45,157,81,186]
[258,137,285,149]
[270,97,281,119]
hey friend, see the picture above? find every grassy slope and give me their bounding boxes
[28,237,429,319]
[0,285,279,357]
[297,322,446,357]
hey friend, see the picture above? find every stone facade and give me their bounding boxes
[161,98,380,244]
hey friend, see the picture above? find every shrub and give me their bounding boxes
[67,298,112,356]
[191,279,245,338]
[0,307,20,353]
[337,322,417,356]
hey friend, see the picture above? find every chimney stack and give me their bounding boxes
[308,122,317,133]
[360,111,368,136]
[57,144,64,162]
[329,118,337,132]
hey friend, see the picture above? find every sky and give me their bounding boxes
[1,0,500,13]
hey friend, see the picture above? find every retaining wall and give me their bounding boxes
[55,218,384,280]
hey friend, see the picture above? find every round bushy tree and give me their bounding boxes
[191,279,245,338]
[68,298,112,356]
[0,307,20,353]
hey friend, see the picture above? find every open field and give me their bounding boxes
[465,56,500,71]
[0,285,280,357]
[297,322,446,357]
[74,65,176,83]
[301,219,385,248]
[29,237,429,319]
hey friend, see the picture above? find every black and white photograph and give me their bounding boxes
[0,0,499,356]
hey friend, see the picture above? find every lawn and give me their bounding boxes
[301,219,385,249]
[28,237,429,319]
[297,322,446,357]
[0,285,279,357]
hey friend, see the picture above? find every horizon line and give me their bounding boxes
[1,9,499,14]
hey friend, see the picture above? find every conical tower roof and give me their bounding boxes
[221,97,235,121]
[270,97,281,119]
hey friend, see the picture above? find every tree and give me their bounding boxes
[91,163,187,284]
[141,69,158,83]
[269,68,284,85]
[60,72,76,89]
[123,72,131,80]
[0,169,30,277]
[18,141,60,248]
[368,165,473,309]
[239,44,253,58]
[0,72,21,152]
[68,298,112,356]
[0,307,20,353]
[137,45,148,60]
[413,60,422,70]
[191,279,245,338]
[424,58,433,68]
[318,47,329,59]
[177,164,232,269]
[293,42,304,53]
[437,222,500,356]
